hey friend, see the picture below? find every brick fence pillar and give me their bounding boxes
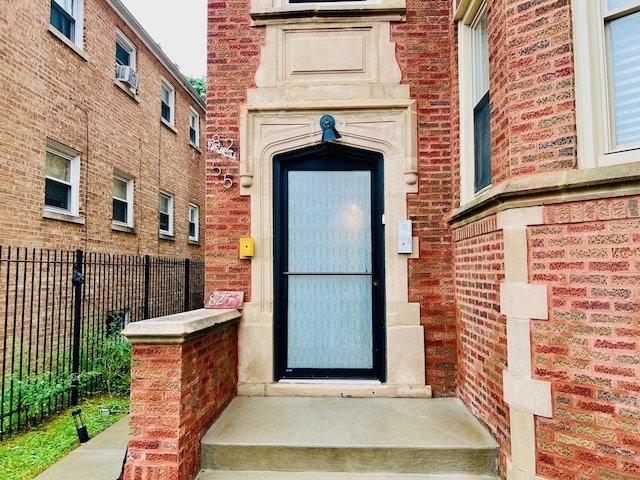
[121,309,240,480]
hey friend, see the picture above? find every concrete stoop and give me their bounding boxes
[196,396,499,480]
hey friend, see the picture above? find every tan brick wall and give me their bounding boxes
[0,0,205,259]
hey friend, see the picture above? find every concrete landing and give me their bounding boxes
[199,396,498,478]
[197,472,500,479]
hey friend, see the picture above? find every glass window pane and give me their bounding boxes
[46,152,71,182]
[159,212,170,232]
[113,178,127,200]
[161,86,170,103]
[116,42,130,66]
[474,91,491,191]
[159,195,169,213]
[161,102,171,121]
[609,11,640,146]
[113,198,128,223]
[45,178,71,210]
[472,7,489,102]
[54,0,74,15]
[607,0,638,11]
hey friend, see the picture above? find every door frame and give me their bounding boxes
[273,143,386,381]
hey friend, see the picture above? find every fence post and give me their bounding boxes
[71,249,85,406]
[184,259,190,312]
[143,255,150,320]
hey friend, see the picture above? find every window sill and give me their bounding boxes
[42,209,86,225]
[188,239,201,246]
[250,3,406,25]
[114,81,140,102]
[112,223,137,234]
[159,232,175,241]
[47,25,89,62]
[190,142,202,154]
[449,160,640,225]
[161,118,178,134]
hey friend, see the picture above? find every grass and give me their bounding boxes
[0,395,129,480]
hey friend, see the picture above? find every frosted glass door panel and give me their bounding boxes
[287,275,373,368]
[288,171,371,273]
[286,171,373,369]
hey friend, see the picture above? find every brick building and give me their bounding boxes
[204,0,640,478]
[0,0,206,258]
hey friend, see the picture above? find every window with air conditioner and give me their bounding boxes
[161,79,175,126]
[44,138,82,220]
[115,30,138,91]
[50,0,84,48]
[189,108,200,147]
[573,0,640,167]
[159,192,174,236]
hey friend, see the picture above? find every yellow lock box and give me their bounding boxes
[239,237,254,257]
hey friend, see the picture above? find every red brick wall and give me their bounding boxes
[124,321,238,480]
[392,0,458,397]
[453,215,510,472]
[0,0,205,258]
[500,0,577,179]
[531,196,640,479]
[205,0,264,295]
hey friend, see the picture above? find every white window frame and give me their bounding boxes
[189,108,200,148]
[44,139,81,217]
[456,0,490,206]
[112,171,134,228]
[188,203,200,242]
[572,0,640,168]
[50,0,84,49]
[159,192,174,236]
[161,79,175,126]
[116,30,136,69]
[115,30,137,91]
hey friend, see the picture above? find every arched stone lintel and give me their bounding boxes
[239,104,418,192]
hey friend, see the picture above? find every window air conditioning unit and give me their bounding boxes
[116,65,139,89]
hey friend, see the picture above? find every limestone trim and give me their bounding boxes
[255,21,403,89]
[498,206,552,480]
[506,459,547,480]
[250,0,406,25]
[449,161,640,227]
[236,103,426,397]
[121,308,241,344]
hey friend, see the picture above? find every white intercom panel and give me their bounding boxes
[397,219,412,254]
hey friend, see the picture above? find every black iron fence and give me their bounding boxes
[0,247,204,439]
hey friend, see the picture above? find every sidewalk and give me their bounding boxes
[34,416,129,480]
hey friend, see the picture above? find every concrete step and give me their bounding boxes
[200,396,498,477]
[196,471,500,479]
